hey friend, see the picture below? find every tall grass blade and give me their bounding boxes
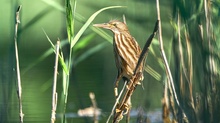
[41,0,114,44]
[73,33,96,52]
[70,6,126,49]
[43,31,69,74]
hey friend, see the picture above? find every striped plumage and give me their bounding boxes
[94,20,144,97]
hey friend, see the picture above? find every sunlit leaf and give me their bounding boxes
[59,54,69,75]
[73,33,96,52]
[62,66,68,95]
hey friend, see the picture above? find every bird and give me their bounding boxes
[93,20,144,98]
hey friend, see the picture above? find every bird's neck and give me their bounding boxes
[113,30,131,38]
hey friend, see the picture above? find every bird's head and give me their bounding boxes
[93,20,128,34]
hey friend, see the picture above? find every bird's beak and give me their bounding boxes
[93,23,111,29]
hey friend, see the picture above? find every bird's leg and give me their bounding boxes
[114,73,122,99]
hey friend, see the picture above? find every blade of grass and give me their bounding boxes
[73,33,96,52]
[41,0,113,44]
[70,6,126,49]
[21,39,68,75]
[61,1,77,122]
[43,30,69,74]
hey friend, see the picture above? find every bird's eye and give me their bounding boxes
[113,23,117,27]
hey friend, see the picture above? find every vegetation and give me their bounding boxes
[0,0,219,123]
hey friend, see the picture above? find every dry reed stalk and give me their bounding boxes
[14,5,24,123]
[156,0,180,108]
[156,0,190,122]
[50,40,60,123]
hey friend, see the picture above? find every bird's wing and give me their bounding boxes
[116,34,141,72]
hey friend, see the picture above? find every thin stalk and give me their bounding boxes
[50,41,60,123]
[177,12,188,83]
[14,5,24,123]
[204,0,215,92]
[156,0,180,107]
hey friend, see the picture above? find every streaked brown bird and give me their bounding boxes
[93,20,144,98]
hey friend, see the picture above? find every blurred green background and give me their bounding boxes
[0,0,170,122]
[0,0,167,122]
[0,0,191,122]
